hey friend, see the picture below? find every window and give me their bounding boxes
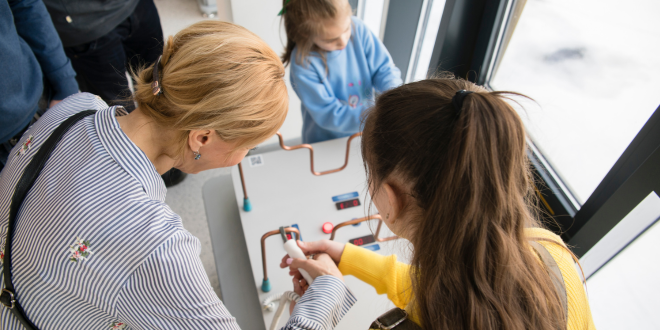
[581,192,660,329]
[489,0,660,204]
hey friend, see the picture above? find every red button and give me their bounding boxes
[322,222,334,234]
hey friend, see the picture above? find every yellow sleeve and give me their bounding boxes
[338,243,413,309]
[526,228,597,330]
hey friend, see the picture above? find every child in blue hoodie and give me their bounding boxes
[281,0,402,144]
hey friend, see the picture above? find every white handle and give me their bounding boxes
[284,240,314,285]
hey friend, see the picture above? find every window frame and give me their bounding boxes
[426,0,660,256]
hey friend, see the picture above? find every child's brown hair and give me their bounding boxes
[361,74,567,330]
[280,0,352,67]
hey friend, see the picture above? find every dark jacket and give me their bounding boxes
[43,0,140,47]
[0,0,78,143]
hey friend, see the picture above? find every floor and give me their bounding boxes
[164,167,229,298]
[153,0,233,299]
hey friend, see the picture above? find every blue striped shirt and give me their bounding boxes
[0,93,356,330]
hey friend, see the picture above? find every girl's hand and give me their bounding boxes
[287,253,344,282]
[279,240,346,268]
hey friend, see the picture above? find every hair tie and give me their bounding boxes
[452,89,474,114]
[151,55,163,96]
[278,0,291,16]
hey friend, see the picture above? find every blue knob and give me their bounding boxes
[243,197,252,212]
[261,278,271,292]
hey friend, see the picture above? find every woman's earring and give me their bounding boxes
[386,213,390,220]
[193,150,201,160]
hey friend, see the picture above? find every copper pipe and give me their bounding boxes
[276,131,362,176]
[260,227,301,282]
[237,162,248,199]
[329,214,398,242]
[374,219,398,242]
[239,133,361,206]
[329,215,380,240]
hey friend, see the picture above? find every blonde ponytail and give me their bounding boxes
[132,21,288,158]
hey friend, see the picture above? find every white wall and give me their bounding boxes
[156,0,233,41]
[231,0,303,146]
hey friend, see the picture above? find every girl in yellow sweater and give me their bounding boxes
[282,75,596,330]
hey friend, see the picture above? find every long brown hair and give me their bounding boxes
[132,21,288,158]
[280,0,351,67]
[361,75,566,330]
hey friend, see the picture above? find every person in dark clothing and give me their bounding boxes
[0,0,79,170]
[44,0,163,112]
[44,0,187,186]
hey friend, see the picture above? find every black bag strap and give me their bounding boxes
[1,110,96,330]
[530,241,569,324]
[370,307,422,330]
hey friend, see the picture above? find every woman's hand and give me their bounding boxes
[285,253,344,301]
[280,240,347,312]
[279,240,346,267]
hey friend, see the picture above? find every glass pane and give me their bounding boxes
[490,0,660,203]
[585,194,660,329]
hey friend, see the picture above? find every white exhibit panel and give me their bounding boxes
[582,192,660,330]
[231,136,409,330]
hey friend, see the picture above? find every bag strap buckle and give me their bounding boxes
[1,289,16,309]
[374,308,409,329]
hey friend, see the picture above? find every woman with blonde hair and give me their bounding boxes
[0,21,355,329]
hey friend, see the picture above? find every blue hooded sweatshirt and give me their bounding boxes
[290,17,402,144]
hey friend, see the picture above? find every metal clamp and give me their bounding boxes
[373,308,409,329]
[259,226,301,292]
[1,289,16,309]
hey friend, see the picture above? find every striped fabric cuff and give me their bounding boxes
[284,276,357,330]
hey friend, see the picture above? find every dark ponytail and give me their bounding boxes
[361,74,566,330]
